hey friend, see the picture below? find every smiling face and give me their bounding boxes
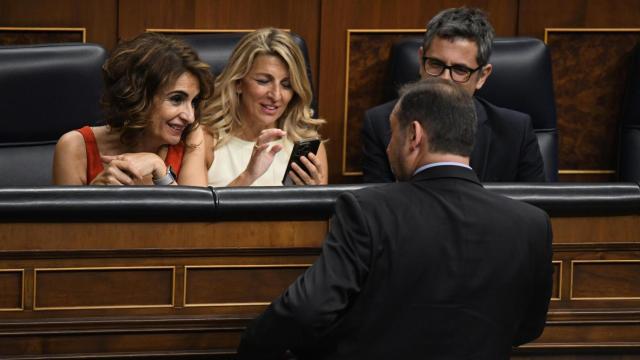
[146,71,200,148]
[236,54,294,136]
[419,36,491,96]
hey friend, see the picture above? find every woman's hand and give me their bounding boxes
[286,142,329,186]
[230,128,286,186]
[92,152,166,185]
[287,153,324,185]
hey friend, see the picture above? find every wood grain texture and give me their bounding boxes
[518,0,640,181]
[0,221,328,250]
[0,216,639,357]
[34,268,174,309]
[0,271,22,310]
[0,0,117,48]
[547,31,640,171]
[344,32,419,174]
[0,325,242,356]
[559,173,617,182]
[518,0,640,39]
[117,0,320,99]
[550,247,640,310]
[185,265,308,305]
[552,262,562,300]
[0,29,83,45]
[572,261,640,299]
[551,215,640,244]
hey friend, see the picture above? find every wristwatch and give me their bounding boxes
[153,165,176,186]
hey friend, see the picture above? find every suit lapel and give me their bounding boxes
[470,97,492,181]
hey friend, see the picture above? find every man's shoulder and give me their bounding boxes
[365,99,398,123]
[486,187,549,223]
[475,96,531,127]
[342,180,549,228]
[339,182,407,210]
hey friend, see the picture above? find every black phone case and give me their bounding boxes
[282,139,321,185]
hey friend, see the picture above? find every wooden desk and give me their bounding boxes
[1,185,639,358]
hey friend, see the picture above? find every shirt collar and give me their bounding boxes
[413,162,472,176]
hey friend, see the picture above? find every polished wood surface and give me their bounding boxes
[0,220,323,358]
[117,0,321,97]
[518,0,640,182]
[0,221,327,250]
[0,0,117,47]
[547,30,640,177]
[0,28,84,45]
[518,0,640,39]
[0,214,639,358]
[551,215,640,243]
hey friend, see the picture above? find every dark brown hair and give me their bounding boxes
[101,32,214,146]
[397,78,477,156]
[424,7,495,67]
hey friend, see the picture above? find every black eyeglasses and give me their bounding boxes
[422,57,483,83]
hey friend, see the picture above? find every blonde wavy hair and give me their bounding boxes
[201,28,324,147]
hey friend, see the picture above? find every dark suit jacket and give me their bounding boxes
[361,97,547,182]
[237,165,553,360]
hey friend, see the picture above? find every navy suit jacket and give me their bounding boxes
[361,97,546,182]
[237,165,553,360]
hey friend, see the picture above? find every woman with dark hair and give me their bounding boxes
[53,32,214,186]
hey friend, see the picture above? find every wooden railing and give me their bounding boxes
[1,184,639,359]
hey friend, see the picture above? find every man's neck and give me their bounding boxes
[418,153,469,167]
[412,153,471,176]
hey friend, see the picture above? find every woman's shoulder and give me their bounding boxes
[53,128,91,185]
[56,125,115,156]
[57,127,88,149]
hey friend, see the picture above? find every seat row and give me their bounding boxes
[1,34,638,185]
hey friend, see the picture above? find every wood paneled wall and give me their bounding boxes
[0,0,117,47]
[1,215,640,358]
[117,0,321,94]
[518,0,640,182]
[1,0,640,182]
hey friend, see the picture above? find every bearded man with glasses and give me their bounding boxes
[362,7,546,183]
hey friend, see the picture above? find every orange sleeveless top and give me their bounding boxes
[76,126,185,184]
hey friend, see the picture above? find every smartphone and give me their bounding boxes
[282,138,321,185]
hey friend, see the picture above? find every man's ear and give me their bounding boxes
[409,121,424,151]
[475,63,493,90]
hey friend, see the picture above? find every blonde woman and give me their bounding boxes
[203,28,328,186]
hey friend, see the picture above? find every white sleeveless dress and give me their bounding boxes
[207,136,294,187]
